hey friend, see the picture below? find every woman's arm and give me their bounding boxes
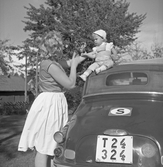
[48,53,80,90]
[58,59,70,69]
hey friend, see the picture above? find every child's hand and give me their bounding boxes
[81,52,88,57]
[82,51,96,59]
[71,52,80,66]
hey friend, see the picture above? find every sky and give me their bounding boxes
[127,0,163,51]
[0,0,163,52]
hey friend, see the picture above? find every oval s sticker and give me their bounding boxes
[109,107,132,116]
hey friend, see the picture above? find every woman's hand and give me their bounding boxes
[71,52,83,66]
[66,52,86,67]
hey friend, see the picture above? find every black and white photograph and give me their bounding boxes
[0,0,163,167]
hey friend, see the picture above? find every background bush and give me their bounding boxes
[0,102,31,115]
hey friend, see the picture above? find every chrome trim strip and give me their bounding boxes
[83,91,163,98]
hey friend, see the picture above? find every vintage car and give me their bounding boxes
[53,58,163,167]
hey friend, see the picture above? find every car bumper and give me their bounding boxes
[53,163,91,167]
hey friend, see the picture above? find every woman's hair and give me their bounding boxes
[39,30,63,57]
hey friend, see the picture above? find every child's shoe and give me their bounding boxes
[80,74,87,81]
[95,68,101,74]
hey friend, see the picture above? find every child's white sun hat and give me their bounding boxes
[93,29,107,40]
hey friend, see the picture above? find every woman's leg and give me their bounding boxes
[51,157,56,167]
[35,151,51,167]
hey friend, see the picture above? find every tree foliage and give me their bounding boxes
[151,43,163,58]
[121,41,163,61]
[0,40,20,75]
[0,40,9,74]
[23,0,146,52]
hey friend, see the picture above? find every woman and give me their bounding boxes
[18,30,84,167]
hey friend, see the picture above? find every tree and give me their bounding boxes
[23,0,146,53]
[0,40,10,74]
[118,41,163,62]
[0,40,21,75]
[151,43,163,58]
[122,42,153,60]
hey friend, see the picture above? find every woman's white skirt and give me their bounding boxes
[18,92,68,156]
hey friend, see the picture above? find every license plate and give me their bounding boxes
[96,135,133,164]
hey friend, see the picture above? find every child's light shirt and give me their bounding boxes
[92,42,113,62]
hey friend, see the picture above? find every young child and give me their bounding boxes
[80,29,118,81]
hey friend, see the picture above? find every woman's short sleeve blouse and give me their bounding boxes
[39,59,65,92]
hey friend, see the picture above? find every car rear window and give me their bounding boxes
[106,72,148,86]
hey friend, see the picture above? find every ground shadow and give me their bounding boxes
[0,115,26,160]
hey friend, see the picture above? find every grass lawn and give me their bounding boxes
[0,115,35,167]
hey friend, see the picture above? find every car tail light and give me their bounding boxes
[141,143,156,158]
[54,131,65,143]
[54,146,63,158]
[54,125,68,143]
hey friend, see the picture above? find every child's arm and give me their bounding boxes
[81,51,96,59]
[110,47,120,62]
